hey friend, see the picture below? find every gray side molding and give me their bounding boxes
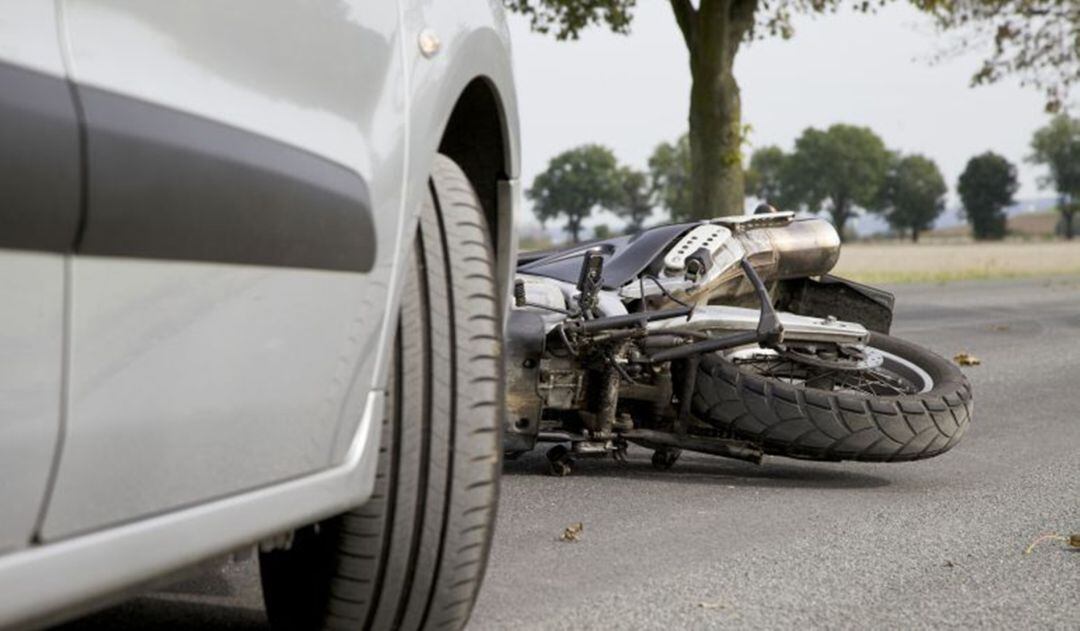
[0,61,376,272]
[77,87,376,272]
[0,62,81,252]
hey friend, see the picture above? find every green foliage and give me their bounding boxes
[1030,114,1080,194]
[504,0,635,40]
[509,0,1080,111]
[875,154,948,242]
[648,134,693,221]
[612,167,654,232]
[783,124,892,240]
[592,223,613,239]
[957,151,1017,240]
[918,0,1080,112]
[744,145,791,207]
[527,144,622,243]
[506,0,889,44]
[1030,114,1080,239]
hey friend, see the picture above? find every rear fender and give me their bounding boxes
[775,274,895,334]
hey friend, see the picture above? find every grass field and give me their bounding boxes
[832,241,1080,283]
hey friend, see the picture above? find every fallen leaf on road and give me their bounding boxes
[560,522,584,543]
[953,353,981,366]
[1023,532,1080,555]
[942,560,955,568]
[698,601,726,610]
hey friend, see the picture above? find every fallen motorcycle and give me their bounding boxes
[505,208,972,475]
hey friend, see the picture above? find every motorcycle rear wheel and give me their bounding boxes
[691,333,972,462]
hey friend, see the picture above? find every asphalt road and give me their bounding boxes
[60,276,1080,630]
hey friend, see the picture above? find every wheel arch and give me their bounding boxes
[398,0,520,309]
[438,76,509,255]
[434,72,519,317]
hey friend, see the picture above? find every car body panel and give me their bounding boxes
[42,260,386,539]
[0,253,65,553]
[0,1,76,553]
[0,1,68,76]
[56,0,403,182]
[42,0,405,537]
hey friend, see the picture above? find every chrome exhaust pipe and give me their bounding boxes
[763,217,841,280]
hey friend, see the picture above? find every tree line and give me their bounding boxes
[528,114,1080,243]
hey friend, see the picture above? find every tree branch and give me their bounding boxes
[728,0,759,51]
[669,0,697,48]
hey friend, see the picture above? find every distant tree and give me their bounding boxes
[518,231,554,252]
[874,154,947,242]
[528,144,621,243]
[957,152,1017,240]
[613,167,654,233]
[1029,114,1080,240]
[782,124,891,241]
[592,223,613,239]
[648,134,693,222]
[744,145,791,208]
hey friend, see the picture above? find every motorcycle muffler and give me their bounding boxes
[761,217,842,280]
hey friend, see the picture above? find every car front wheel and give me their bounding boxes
[259,154,502,631]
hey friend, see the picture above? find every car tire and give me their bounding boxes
[259,154,502,631]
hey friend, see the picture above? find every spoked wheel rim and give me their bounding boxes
[724,345,935,396]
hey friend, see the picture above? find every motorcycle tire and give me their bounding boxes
[692,332,972,462]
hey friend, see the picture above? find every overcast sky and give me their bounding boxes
[507,2,1056,234]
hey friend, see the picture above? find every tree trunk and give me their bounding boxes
[1064,209,1075,240]
[912,227,920,243]
[676,0,757,219]
[688,58,743,219]
[567,216,581,243]
[829,197,852,242]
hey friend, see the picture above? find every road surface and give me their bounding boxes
[60,276,1080,630]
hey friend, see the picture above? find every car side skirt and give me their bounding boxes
[0,391,382,630]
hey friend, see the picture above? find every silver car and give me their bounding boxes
[0,1,519,628]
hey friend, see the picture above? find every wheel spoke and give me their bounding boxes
[735,349,919,397]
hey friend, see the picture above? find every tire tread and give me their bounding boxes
[260,154,501,631]
[692,332,972,462]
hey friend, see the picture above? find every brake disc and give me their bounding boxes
[780,345,884,371]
